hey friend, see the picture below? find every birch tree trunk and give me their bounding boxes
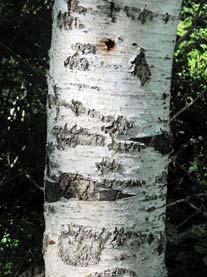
[44,0,181,276]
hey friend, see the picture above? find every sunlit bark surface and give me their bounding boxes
[44,0,181,276]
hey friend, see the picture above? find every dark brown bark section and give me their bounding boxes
[45,173,138,203]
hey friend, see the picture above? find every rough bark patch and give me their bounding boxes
[72,43,97,54]
[67,0,87,15]
[101,115,134,137]
[70,99,85,116]
[107,141,145,153]
[97,1,121,22]
[58,224,164,267]
[95,158,121,174]
[64,53,89,70]
[129,133,171,155]
[51,124,106,149]
[131,48,151,86]
[58,224,109,266]
[124,6,153,24]
[87,267,137,277]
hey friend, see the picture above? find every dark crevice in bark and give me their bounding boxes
[131,48,151,86]
[129,133,171,155]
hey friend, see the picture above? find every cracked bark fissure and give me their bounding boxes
[44,0,181,276]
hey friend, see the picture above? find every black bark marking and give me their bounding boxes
[109,2,116,22]
[95,158,121,174]
[108,141,145,153]
[124,6,153,24]
[57,11,85,30]
[163,12,170,24]
[97,1,120,22]
[70,99,84,116]
[129,133,171,155]
[57,11,73,30]
[51,124,106,149]
[72,43,97,54]
[67,0,87,15]
[131,48,151,86]
[64,53,89,70]
[124,6,141,20]
[138,8,153,24]
[88,267,137,277]
[101,115,134,137]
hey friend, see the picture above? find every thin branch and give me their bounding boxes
[170,90,205,123]
[25,173,43,191]
[167,194,207,208]
[0,41,46,84]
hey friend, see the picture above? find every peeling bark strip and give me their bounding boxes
[129,133,171,155]
[131,48,151,86]
[64,53,89,70]
[58,224,165,266]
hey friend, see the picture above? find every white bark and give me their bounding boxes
[44,0,181,276]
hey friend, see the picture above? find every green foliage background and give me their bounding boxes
[0,0,206,276]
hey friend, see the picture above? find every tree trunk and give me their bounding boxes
[44,0,181,276]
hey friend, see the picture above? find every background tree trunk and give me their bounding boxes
[44,0,181,276]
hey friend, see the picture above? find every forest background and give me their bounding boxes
[0,0,206,276]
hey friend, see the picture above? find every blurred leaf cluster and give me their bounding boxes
[0,0,207,276]
[167,0,207,276]
[0,0,52,275]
